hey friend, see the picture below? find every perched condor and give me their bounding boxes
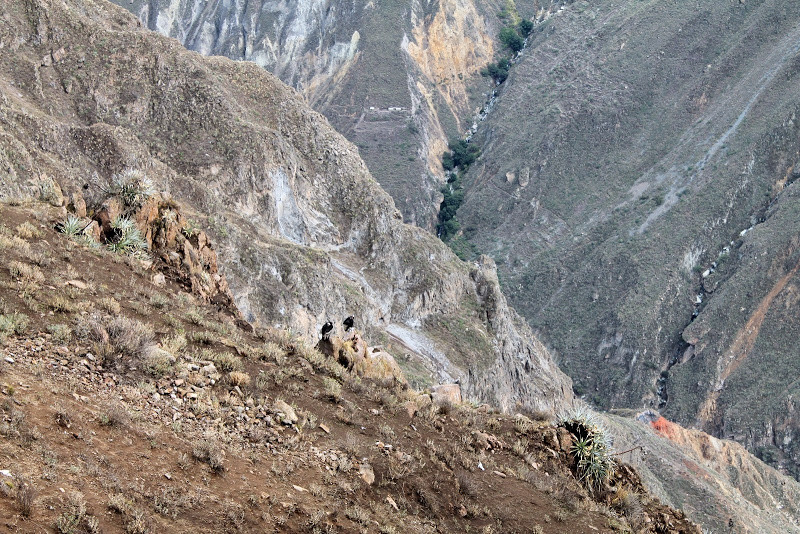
[343,315,355,332]
[321,321,334,341]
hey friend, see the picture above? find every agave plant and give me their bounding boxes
[107,216,149,258]
[110,169,156,209]
[559,406,616,489]
[58,214,85,237]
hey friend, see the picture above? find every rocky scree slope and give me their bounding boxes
[109,0,523,230]
[0,204,698,533]
[0,0,573,414]
[455,0,800,478]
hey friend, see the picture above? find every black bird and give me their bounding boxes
[321,321,334,341]
[343,316,355,332]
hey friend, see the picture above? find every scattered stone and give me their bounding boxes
[359,463,375,485]
[403,400,417,419]
[152,273,166,287]
[164,473,171,480]
[556,426,573,452]
[51,47,67,62]
[386,495,399,511]
[4,357,13,364]
[493,470,507,478]
[273,400,297,425]
[67,192,86,217]
[319,423,330,434]
[65,280,87,290]
[292,485,307,493]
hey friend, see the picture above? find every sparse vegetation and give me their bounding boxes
[0,312,29,338]
[192,438,225,473]
[110,169,156,210]
[14,476,35,518]
[106,216,149,259]
[55,492,98,534]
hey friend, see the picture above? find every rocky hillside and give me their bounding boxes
[455,0,800,478]
[0,202,698,533]
[109,0,513,229]
[0,0,573,419]
[604,410,800,533]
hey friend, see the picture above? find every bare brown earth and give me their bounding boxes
[0,203,697,533]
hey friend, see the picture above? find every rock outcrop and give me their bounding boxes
[0,0,572,414]
[605,410,800,533]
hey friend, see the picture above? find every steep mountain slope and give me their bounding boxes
[604,411,800,533]
[455,0,800,477]
[111,0,509,229]
[0,203,697,533]
[0,0,573,415]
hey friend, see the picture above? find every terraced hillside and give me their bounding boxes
[455,0,800,478]
[110,0,516,229]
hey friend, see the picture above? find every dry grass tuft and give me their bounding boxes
[323,377,343,402]
[9,260,45,284]
[98,316,156,362]
[228,371,251,387]
[0,312,29,338]
[15,221,43,240]
[55,492,99,534]
[15,476,36,517]
[211,351,242,373]
[47,323,72,344]
[98,297,122,315]
[99,403,130,427]
[192,437,226,474]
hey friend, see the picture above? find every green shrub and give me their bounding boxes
[518,19,533,37]
[443,140,480,171]
[481,58,510,84]
[500,26,524,53]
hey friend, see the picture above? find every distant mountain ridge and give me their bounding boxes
[112,0,511,230]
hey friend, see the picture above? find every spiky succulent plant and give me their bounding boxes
[109,169,156,208]
[558,406,616,489]
[58,214,85,237]
[107,216,149,259]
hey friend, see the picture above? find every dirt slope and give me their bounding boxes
[0,203,696,533]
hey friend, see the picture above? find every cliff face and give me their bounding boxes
[111,0,501,230]
[454,0,800,478]
[0,0,572,414]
